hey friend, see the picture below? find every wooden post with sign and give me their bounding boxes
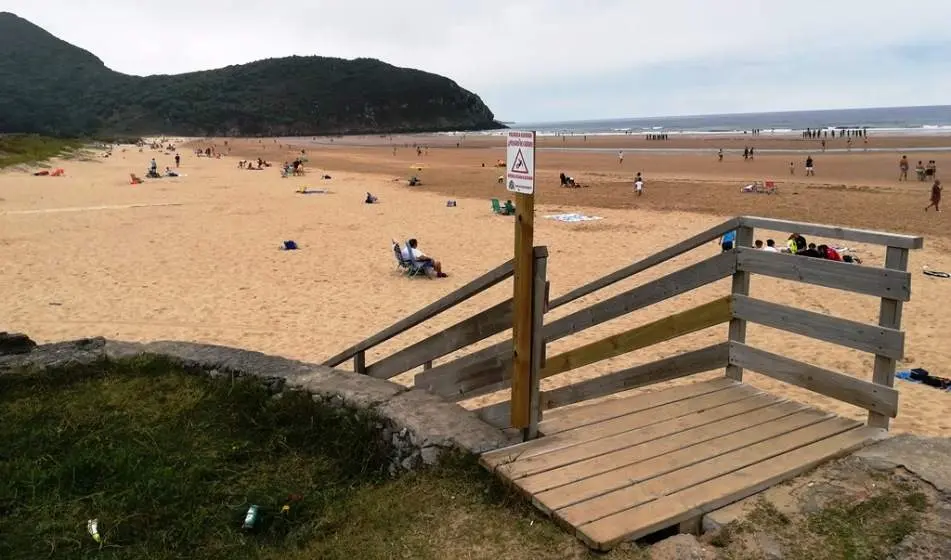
[506,131,539,439]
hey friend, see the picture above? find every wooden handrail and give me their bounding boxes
[739,216,924,250]
[548,218,741,309]
[735,247,911,300]
[731,295,904,359]
[728,342,899,417]
[541,296,733,378]
[414,251,736,399]
[365,299,513,379]
[322,257,515,367]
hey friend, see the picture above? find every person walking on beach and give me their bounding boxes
[899,155,909,181]
[634,177,644,196]
[718,148,723,162]
[618,150,624,165]
[925,180,942,212]
[743,147,749,161]
[174,153,180,168]
[805,156,815,176]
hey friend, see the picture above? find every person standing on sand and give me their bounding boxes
[925,180,942,212]
[805,156,815,176]
[618,151,624,165]
[789,161,795,175]
[899,155,909,181]
[174,153,180,168]
[718,148,723,162]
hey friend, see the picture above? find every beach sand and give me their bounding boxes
[1,136,949,437]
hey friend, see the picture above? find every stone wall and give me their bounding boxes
[0,333,512,475]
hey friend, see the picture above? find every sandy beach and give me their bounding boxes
[1,136,949,436]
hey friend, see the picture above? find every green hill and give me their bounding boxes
[0,12,501,137]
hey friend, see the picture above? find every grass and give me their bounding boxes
[715,486,931,560]
[0,357,644,560]
[0,134,86,168]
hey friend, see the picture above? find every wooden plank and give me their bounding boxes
[511,398,801,488]
[541,343,731,412]
[526,247,549,439]
[576,426,881,550]
[732,295,905,360]
[738,216,924,250]
[353,351,366,374]
[541,297,732,379]
[367,299,513,379]
[548,218,741,309]
[735,247,911,301]
[869,246,909,429]
[556,416,860,530]
[322,258,515,367]
[726,226,753,380]
[539,377,739,435]
[729,343,898,417]
[480,382,758,467]
[541,409,836,515]
[423,251,737,400]
[511,195,536,430]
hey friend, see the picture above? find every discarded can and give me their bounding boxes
[87,519,101,543]
[242,505,259,530]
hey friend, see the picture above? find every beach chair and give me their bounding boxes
[491,198,514,215]
[392,241,430,278]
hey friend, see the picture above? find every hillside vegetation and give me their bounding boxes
[0,12,500,137]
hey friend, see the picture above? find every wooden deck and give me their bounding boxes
[480,378,883,551]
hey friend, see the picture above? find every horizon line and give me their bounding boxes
[508,103,951,126]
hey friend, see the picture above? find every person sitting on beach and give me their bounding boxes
[365,192,378,204]
[786,233,807,253]
[401,238,448,278]
[817,244,842,261]
[164,166,179,177]
[719,230,736,252]
[754,240,764,249]
[798,243,822,258]
[763,239,779,252]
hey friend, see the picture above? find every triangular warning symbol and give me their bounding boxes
[511,149,529,174]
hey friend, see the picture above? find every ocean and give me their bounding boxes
[502,105,951,136]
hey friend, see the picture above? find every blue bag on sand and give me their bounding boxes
[282,240,298,250]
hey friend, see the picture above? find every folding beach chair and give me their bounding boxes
[392,241,430,278]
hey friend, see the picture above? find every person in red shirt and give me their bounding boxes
[817,245,842,261]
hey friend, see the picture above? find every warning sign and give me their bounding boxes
[506,130,535,195]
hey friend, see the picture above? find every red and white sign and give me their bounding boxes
[506,130,535,195]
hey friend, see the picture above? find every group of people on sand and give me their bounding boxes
[238,158,271,170]
[719,231,859,262]
[898,155,939,182]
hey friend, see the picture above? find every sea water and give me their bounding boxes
[493,105,951,137]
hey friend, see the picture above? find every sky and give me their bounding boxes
[6,1,951,122]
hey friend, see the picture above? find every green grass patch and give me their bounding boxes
[0,134,86,168]
[717,486,930,560]
[0,358,641,559]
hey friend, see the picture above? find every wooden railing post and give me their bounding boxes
[725,225,754,381]
[525,246,548,440]
[354,351,366,374]
[423,361,432,371]
[868,246,909,429]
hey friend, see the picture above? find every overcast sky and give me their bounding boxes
[6,1,951,122]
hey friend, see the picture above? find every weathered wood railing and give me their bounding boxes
[322,247,549,386]
[325,216,922,438]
